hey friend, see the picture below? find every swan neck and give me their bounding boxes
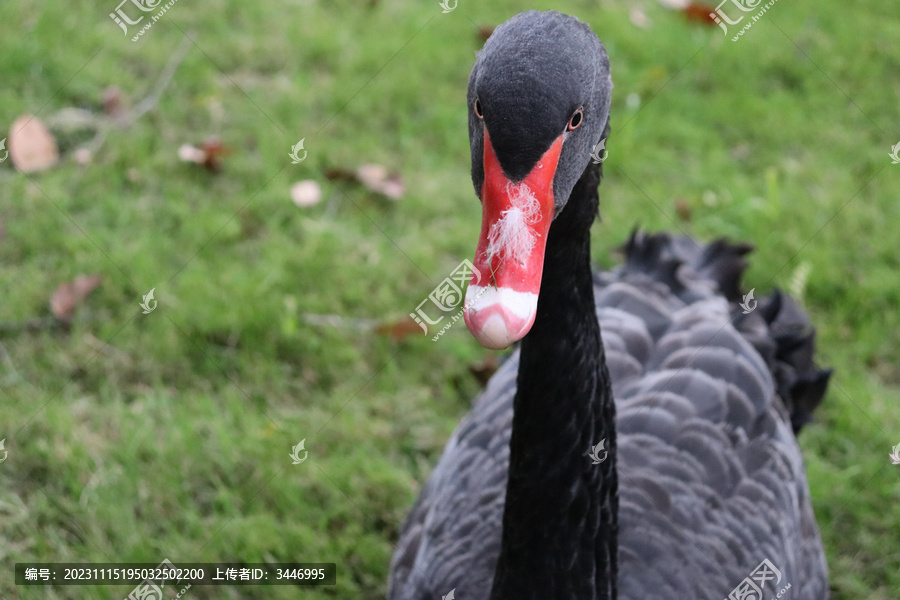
[490,161,618,600]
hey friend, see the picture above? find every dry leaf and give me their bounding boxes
[177,136,230,173]
[375,317,426,341]
[200,137,230,172]
[50,274,103,323]
[675,198,692,222]
[102,85,126,119]
[681,2,719,25]
[356,163,405,200]
[356,164,388,188]
[291,180,323,207]
[325,164,405,200]
[8,114,59,173]
[323,167,358,183]
[375,173,404,200]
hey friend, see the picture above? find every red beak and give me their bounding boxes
[464,130,564,349]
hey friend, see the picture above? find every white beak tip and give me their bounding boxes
[463,285,538,349]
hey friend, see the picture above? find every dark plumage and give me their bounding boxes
[389,11,829,600]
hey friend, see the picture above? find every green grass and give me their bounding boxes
[1,0,898,598]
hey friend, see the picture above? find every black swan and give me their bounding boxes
[389,11,831,600]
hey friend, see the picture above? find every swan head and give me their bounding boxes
[463,11,613,349]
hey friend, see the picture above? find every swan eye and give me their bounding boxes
[568,108,584,131]
[474,98,484,119]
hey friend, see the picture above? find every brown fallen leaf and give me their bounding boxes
[325,164,405,200]
[177,136,231,173]
[374,173,404,200]
[200,137,230,172]
[356,163,405,200]
[675,197,692,222]
[8,114,59,173]
[102,85,126,119]
[375,317,426,341]
[323,167,358,183]
[681,2,719,25]
[50,274,103,323]
[356,163,388,188]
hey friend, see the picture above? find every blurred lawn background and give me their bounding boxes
[1,0,898,598]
